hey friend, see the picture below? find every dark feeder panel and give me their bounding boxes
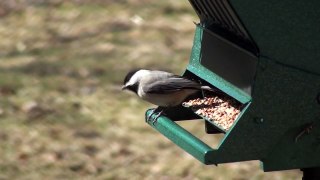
[146,0,320,173]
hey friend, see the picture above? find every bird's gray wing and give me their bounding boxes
[143,77,202,94]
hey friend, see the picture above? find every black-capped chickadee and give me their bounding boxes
[122,69,216,123]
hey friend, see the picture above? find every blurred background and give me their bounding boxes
[0,0,301,179]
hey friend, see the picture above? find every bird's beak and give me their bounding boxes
[121,85,127,90]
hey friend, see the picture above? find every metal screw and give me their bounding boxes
[255,117,264,124]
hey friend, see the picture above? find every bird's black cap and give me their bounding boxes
[123,68,141,85]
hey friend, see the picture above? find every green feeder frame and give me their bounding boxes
[146,0,320,172]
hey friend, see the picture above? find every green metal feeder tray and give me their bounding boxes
[146,0,320,172]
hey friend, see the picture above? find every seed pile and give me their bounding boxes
[183,96,241,131]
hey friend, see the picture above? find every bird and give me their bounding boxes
[122,69,216,124]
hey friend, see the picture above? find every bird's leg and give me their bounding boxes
[146,106,166,125]
[146,109,156,122]
[198,80,206,98]
[146,107,162,122]
[152,108,166,125]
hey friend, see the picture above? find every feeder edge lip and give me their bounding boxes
[186,65,252,104]
[145,109,218,165]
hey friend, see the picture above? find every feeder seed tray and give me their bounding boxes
[183,95,242,131]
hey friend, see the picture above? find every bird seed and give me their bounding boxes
[182,96,241,131]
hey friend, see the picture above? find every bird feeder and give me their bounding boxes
[146,0,320,173]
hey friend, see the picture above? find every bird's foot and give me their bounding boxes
[151,110,164,125]
[146,107,165,125]
[146,109,156,122]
